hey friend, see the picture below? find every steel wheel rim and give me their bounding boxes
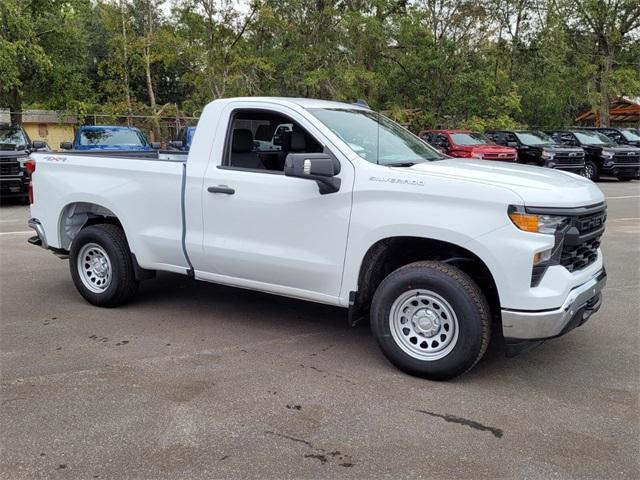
[585,164,595,180]
[77,243,112,293]
[389,289,459,361]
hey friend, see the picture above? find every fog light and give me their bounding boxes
[533,248,553,265]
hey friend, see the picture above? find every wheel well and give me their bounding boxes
[58,202,122,251]
[352,237,501,323]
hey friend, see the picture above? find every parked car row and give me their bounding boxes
[3,118,637,205]
[546,128,640,181]
[419,127,640,182]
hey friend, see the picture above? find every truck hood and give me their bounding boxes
[0,150,28,159]
[583,144,640,153]
[403,159,604,208]
[461,144,515,154]
[535,144,584,154]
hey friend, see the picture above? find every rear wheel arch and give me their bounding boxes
[351,236,501,324]
[58,202,124,251]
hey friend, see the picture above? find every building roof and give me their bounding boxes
[576,97,640,125]
[0,109,77,124]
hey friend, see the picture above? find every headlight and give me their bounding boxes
[600,150,614,159]
[508,208,569,234]
[541,150,555,160]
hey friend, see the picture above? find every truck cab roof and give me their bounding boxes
[212,97,371,111]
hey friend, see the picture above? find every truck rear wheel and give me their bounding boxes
[69,224,139,307]
[370,261,490,380]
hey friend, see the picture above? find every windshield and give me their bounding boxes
[79,128,147,147]
[574,131,615,146]
[0,127,27,149]
[514,131,555,146]
[449,132,490,146]
[620,128,640,141]
[308,108,442,165]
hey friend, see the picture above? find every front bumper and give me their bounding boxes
[548,163,585,173]
[602,164,640,178]
[0,175,29,197]
[502,268,606,343]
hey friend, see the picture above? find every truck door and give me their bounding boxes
[194,103,354,303]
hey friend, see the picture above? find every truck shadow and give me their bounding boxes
[134,271,354,332]
[131,271,513,379]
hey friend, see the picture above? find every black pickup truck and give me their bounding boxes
[547,129,640,182]
[585,127,640,148]
[0,125,47,203]
[485,130,586,174]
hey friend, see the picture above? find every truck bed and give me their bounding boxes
[52,150,188,162]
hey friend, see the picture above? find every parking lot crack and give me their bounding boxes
[416,409,503,438]
[264,430,314,449]
[264,430,355,467]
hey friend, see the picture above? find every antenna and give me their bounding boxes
[377,110,380,165]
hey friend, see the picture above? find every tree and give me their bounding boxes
[555,0,640,126]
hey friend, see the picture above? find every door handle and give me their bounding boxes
[208,185,235,195]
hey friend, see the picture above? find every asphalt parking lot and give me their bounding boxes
[1,180,639,479]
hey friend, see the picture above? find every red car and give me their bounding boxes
[421,129,518,162]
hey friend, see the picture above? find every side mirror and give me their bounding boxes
[506,141,518,148]
[273,134,283,146]
[60,141,73,150]
[284,153,341,194]
[169,140,183,149]
[31,141,46,150]
[151,142,161,149]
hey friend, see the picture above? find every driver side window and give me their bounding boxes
[225,110,323,172]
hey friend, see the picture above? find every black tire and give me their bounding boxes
[584,160,600,181]
[370,261,490,380]
[69,224,139,307]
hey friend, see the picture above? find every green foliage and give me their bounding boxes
[1,0,639,129]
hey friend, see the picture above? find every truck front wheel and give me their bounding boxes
[584,160,600,181]
[69,224,139,307]
[370,261,490,380]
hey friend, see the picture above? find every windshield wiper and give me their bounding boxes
[385,161,417,167]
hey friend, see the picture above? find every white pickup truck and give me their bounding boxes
[27,97,607,380]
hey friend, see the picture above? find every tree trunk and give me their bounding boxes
[9,87,22,125]
[120,0,133,123]
[144,0,160,140]
[598,50,612,127]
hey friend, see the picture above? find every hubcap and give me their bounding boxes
[77,243,112,293]
[389,289,459,361]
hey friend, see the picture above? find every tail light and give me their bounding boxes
[24,158,35,204]
[24,158,36,174]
